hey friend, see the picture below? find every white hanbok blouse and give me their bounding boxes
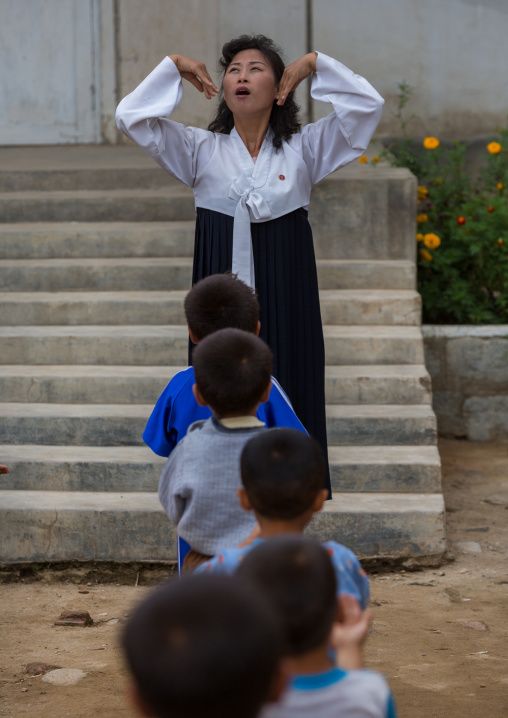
[116,53,384,287]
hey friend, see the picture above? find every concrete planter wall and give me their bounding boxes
[422,326,508,441]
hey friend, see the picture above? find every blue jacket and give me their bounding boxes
[143,366,307,457]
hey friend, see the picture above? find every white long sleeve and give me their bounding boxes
[115,57,215,187]
[290,52,385,184]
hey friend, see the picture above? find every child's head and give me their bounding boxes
[240,428,326,521]
[193,328,272,417]
[123,574,283,718]
[236,536,338,657]
[184,273,260,343]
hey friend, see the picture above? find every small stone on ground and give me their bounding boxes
[42,668,87,686]
[453,541,482,554]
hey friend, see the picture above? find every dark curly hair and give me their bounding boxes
[208,35,301,150]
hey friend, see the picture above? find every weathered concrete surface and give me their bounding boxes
[0,365,175,404]
[328,445,442,493]
[0,364,430,406]
[326,404,437,446]
[0,150,446,562]
[0,289,421,327]
[0,444,441,494]
[307,493,446,559]
[0,402,435,448]
[0,189,196,223]
[423,326,508,441]
[0,222,195,260]
[0,490,445,563]
[310,167,417,261]
[0,258,193,292]
[0,491,176,562]
[0,445,164,492]
[0,325,425,366]
[325,365,432,405]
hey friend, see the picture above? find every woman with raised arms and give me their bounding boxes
[116,35,384,494]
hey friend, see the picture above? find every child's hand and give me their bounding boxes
[0,465,9,475]
[331,594,372,670]
[237,523,261,548]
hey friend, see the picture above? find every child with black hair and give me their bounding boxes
[123,573,286,718]
[237,536,397,718]
[143,272,306,459]
[158,328,272,570]
[197,428,368,608]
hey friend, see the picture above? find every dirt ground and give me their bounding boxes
[1,438,507,717]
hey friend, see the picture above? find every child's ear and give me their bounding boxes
[260,380,272,404]
[192,383,208,407]
[188,327,200,344]
[237,487,254,512]
[255,320,261,337]
[312,489,329,514]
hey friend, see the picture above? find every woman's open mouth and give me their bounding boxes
[235,86,251,96]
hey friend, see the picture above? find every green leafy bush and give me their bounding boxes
[372,83,508,324]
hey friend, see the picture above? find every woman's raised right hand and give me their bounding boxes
[169,55,219,99]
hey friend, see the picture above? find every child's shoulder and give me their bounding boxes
[195,546,248,574]
[322,540,360,564]
[340,669,395,716]
[166,366,196,395]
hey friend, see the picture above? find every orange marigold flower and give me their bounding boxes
[358,156,368,164]
[423,233,441,249]
[434,178,443,184]
[417,186,429,199]
[420,249,433,261]
[372,156,380,163]
[497,182,505,190]
[497,239,505,246]
[423,137,440,150]
[487,205,496,213]
[416,233,424,242]
[417,213,429,223]
[456,216,466,226]
[487,142,502,155]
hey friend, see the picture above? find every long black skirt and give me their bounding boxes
[191,206,331,496]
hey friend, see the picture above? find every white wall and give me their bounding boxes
[116,0,508,141]
[312,0,508,138]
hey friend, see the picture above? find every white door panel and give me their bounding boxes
[0,0,100,144]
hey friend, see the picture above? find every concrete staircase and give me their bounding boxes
[0,148,446,563]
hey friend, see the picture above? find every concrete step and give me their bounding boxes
[0,168,177,192]
[0,258,193,292]
[0,291,187,326]
[0,445,165,492]
[0,325,425,365]
[0,228,416,288]
[0,364,432,406]
[0,402,437,447]
[317,260,415,290]
[0,490,446,562]
[0,289,421,326]
[0,257,416,292]
[326,404,437,446]
[0,444,441,494]
[0,189,195,223]
[325,365,432,405]
[0,146,178,191]
[0,366,173,404]
[0,222,196,259]
[328,445,441,492]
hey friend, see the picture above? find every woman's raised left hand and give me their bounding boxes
[276,52,317,106]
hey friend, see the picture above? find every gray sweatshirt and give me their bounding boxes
[158,416,265,555]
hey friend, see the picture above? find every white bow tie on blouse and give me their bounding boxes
[228,127,274,289]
